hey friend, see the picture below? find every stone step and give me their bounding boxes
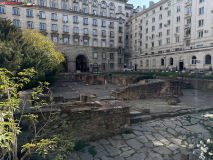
[130,111,144,117]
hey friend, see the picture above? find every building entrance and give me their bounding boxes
[179,62,184,71]
[76,55,88,72]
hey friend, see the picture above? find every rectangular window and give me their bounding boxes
[199,0,204,2]
[152,17,155,22]
[102,30,106,36]
[53,37,57,43]
[159,40,162,46]
[27,22,33,28]
[145,43,148,48]
[27,10,32,17]
[146,36,148,41]
[110,31,114,37]
[52,3,56,8]
[187,18,191,24]
[83,8,87,13]
[159,32,162,37]
[167,29,170,35]
[13,8,19,15]
[40,1,44,6]
[83,18,88,24]
[198,31,203,38]
[152,42,154,47]
[74,28,78,33]
[93,53,97,58]
[167,20,171,25]
[199,19,204,26]
[84,28,88,34]
[176,36,179,42]
[63,4,67,10]
[93,10,96,15]
[152,26,155,31]
[93,19,97,25]
[101,40,106,47]
[73,17,78,23]
[168,2,171,6]
[52,24,57,31]
[153,10,155,14]
[110,63,114,68]
[176,26,180,33]
[199,7,204,15]
[52,13,56,20]
[118,6,122,11]
[187,7,191,13]
[14,20,19,27]
[135,33,137,37]
[110,53,114,59]
[40,23,45,30]
[159,14,162,20]
[177,6,180,12]
[186,40,190,46]
[110,41,114,48]
[146,28,148,33]
[93,29,97,35]
[119,27,122,32]
[146,20,148,25]
[177,16,180,22]
[102,21,106,27]
[74,6,77,12]
[83,39,88,46]
[168,10,171,16]
[64,38,68,44]
[63,26,67,32]
[40,12,45,18]
[74,38,79,45]
[167,38,170,44]
[152,34,155,39]
[110,13,113,17]
[93,40,97,47]
[0,7,4,13]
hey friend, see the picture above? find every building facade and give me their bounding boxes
[0,0,133,72]
[128,0,213,72]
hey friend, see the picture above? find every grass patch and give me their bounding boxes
[74,142,90,151]
[125,130,134,134]
[88,146,97,157]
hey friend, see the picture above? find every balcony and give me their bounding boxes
[184,24,191,28]
[184,34,191,39]
[185,12,192,18]
[185,1,192,7]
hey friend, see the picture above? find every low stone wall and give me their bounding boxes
[111,79,190,100]
[112,75,134,86]
[156,76,213,92]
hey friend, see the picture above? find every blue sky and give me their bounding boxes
[128,0,160,8]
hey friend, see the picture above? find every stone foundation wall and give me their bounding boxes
[112,75,134,86]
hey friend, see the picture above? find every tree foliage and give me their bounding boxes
[0,18,65,88]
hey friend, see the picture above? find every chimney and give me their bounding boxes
[149,1,154,7]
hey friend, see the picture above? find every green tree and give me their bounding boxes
[0,68,75,160]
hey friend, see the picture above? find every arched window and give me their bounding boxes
[153,59,156,66]
[161,58,164,65]
[102,12,105,16]
[192,56,196,64]
[119,17,122,24]
[146,60,149,67]
[110,3,114,9]
[205,55,211,64]
[170,58,173,65]
[140,60,143,66]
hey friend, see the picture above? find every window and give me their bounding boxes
[187,18,191,24]
[159,23,162,29]
[110,4,113,9]
[153,10,155,14]
[192,56,196,64]
[74,38,79,45]
[126,13,129,17]
[83,18,88,24]
[93,19,97,25]
[152,17,155,22]
[167,29,170,35]
[146,28,148,33]
[74,27,78,33]
[110,31,114,37]
[146,60,149,67]
[170,58,173,65]
[53,37,57,43]
[118,6,122,11]
[52,2,56,8]
[152,26,155,31]
[93,10,96,15]
[64,38,68,44]
[93,40,97,47]
[93,29,97,35]
[199,20,204,26]
[102,53,106,58]
[167,20,171,25]
[197,45,203,48]
[146,36,148,41]
[199,0,204,2]
[161,59,164,65]
[186,40,190,46]
[101,3,105,8]
[198,31,203,38]
[119,18,122,24]
[63,26,67,32]
[110,63,114,68]
[159,40,162,46]
[52,24,57,31]
[152,34,155,39]
[83,39,88,46]
[110,13,113,17]
[145,43,148,49]
[119,27,122,32]
[102,30,106,36]
[27,10,32,17]
[167,38,170,44]
[40,0,44,6]
[168,2,171,6]
[168,10,171,16]
[151,42,154,47]
[176,36,179,42]
[159,14,162,20]
[63,4,67,10]
[153,59,156,66]
[110,22,114,27]
[160,6,162,10]
[177,6,180,12]
[102,12,105,16]
[102,21,106,27]
[93,53,97,58]
[146,20,148,25]
[83,8,87,13]
[159,32,162,37]
[40,12,45,18]
[13,20,19,27]
[83,0,87,4]
[205,55,211,64]
[93,1,96,6]
[0,6,4,13]
[73,6,77,11]
[135,40,137,44]
[177,16,180,22]
[146,13,148,17]
[27,22,33,28]
[84,28,88,34]
[135,33,137,37]
[187,7,191,13]
[110,41,114,48]
[73,17,78,23]
[62,15,68,22]
[101,40,106,47]
[40,23,45,30]
[199,7,204,15]
[52,13,56,20]
[110,53,114,59]
[13,8,19,15]
[176,26,180,33]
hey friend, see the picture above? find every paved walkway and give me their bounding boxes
[67,111,213,160]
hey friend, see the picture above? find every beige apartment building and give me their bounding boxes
[128,0,213,72]
[0,0,133,72]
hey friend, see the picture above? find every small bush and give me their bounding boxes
[88,146,97,157]
[73,142,89,151]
